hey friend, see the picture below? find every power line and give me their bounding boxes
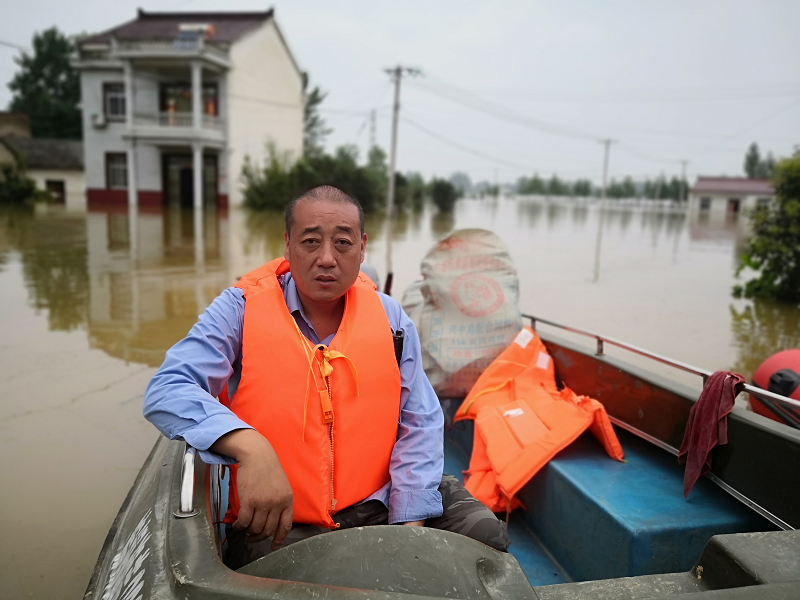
[401,117,533,171]
[0,39,28,52]
[408,78,599,142]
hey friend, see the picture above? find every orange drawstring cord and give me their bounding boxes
[290,319,360,441]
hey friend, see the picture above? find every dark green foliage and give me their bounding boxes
[406,173,426,211]
[517,174,545,195]
[572,179,593,196]
[7,28,82,139]
[429,178,458,212]
[734,154,800,303]
[302,73,332,157]
[547,174,568,196]
[743,142,776,179]
[0,163,37,204]
[606,176,637,199]
[241,144,388,213]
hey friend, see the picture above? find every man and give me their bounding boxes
[144,185,508,568]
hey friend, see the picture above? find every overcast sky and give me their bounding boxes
[2,0,799,186]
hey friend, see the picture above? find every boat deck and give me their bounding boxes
[443,423,774,586]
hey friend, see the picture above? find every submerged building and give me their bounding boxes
[74,9,304,210]
[688,177,774,221]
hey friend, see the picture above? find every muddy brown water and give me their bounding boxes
[1,198,798,599]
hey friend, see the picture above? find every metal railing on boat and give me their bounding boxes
[523,313,800,411]
[523,312,798,531]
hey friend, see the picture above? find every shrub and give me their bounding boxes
[0,163,37,204]
[733,154,800,303]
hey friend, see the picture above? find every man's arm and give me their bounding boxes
[143,287,251,462]
[378,295,445,525]
[210,429,293,547]
[144,287,292,548]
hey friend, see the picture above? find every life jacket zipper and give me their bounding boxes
[325,375,337,514]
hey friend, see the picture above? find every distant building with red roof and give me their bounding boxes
[688,176,774,220]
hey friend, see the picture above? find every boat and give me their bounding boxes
[86,314,800,600]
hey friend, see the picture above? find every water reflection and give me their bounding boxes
[2,197,796,380]
[431,210,456,235]
[1,208,89,331]
[730,299,800,380]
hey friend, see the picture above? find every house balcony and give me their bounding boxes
[124,111,225,146]
[110,38,231,70]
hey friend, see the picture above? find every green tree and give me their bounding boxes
[518,173,545,195]
[406,172,426,211]
[744,143,761,179]
[0,163,37,204]
[573,179,593,197]
[429,178,458,212]
[743,142,776,179]
[733,153,800,303]
[364,145,388,204]
[7,28,81,139]
[241,143,387,213]
[547,174,567,196]
[302,73,332,157]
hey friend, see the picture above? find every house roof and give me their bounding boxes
[0,137,84,170]
[691,177,773,195]
[82,9,274,45]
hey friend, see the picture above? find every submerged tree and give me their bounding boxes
[0,163,37,204]
[8,27,82,139]
[734,153,800,303]
[241,143,388,213]
[429,178,459,212]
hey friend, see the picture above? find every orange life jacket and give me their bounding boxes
[459,327,624,512]
[222,258,401,528]
[456,326,559,423]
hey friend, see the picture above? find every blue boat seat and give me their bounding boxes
[447,421,774,583]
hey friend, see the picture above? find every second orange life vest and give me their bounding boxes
[222,258,401,528]
[459,327,624,512]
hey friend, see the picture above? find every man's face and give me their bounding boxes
[284,197,366,306]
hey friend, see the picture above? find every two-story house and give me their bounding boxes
[75,9,303,210]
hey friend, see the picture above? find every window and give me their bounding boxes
[45,180,65,204]
[103,83,126,121]
[106,153,128,189]
[727,198,740,214]
[757,197,771,208]
[699,197,711,210]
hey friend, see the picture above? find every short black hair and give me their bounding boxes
[285,185,365,238]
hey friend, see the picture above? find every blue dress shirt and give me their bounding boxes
[144,273,445,524]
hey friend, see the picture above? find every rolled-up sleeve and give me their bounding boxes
[143,287,252,464]
[380,296,445,524]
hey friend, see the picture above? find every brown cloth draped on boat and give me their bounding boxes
[678,370,745,498]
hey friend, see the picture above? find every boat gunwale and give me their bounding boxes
[537,328,800,531]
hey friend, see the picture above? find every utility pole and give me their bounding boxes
[599,139,617,199]
[594,138,617,283]
[382,65,420,296]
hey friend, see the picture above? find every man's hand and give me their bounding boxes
[211,429,293,550]
[402,520,425,527]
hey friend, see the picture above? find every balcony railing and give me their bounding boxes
[112,39,229,63]
[133,112,223,132]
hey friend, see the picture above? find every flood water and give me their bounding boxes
[2,197,799,599]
